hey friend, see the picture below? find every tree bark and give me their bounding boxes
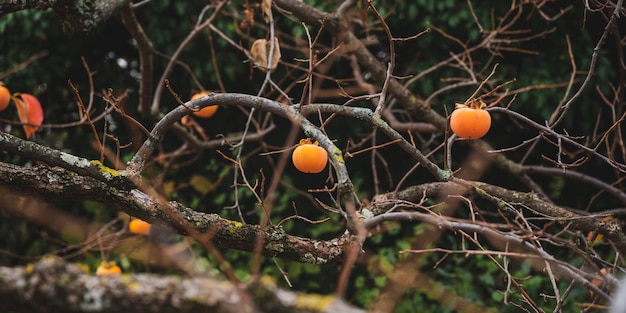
[0,159,348,265]
[0,257,364,313]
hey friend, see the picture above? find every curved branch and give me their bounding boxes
[127,94,449,181]
[125,94,357,216]
[126,94,292,176]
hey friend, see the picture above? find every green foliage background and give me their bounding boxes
[0,1,620,311]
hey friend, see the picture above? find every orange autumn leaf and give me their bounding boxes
[13,93,43,139]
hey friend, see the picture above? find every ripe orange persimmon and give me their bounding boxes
[292,138,328,173]
[449,99,491,139]
[190,91,218,118]
[129,218,151,235]
[0,84,10,112]
[96,261,122,276]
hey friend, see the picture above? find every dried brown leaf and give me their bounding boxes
[250,38,281,72]
[261,0,272,22]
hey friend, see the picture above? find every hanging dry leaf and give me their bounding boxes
[250,38,281,72]
[261,0,272,23]
[13,93,44,139]
[250,39,268,71]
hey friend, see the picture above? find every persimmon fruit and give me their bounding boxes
[449,99,491,139]
[190,91,218,118]
[96,261,122,276]
[129,218,151,235]
[0,84,10,112]
[292,139,328,174]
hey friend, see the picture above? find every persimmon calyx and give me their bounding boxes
[299,138,319,146]
[456,98,487,110]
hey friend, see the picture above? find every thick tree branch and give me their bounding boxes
[0,257,364,313]
[474,181,626,253]
[0,132,134,189]
[0,161,347,265]
[368,181,626,254]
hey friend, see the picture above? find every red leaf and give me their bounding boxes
[13,93,43,139]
